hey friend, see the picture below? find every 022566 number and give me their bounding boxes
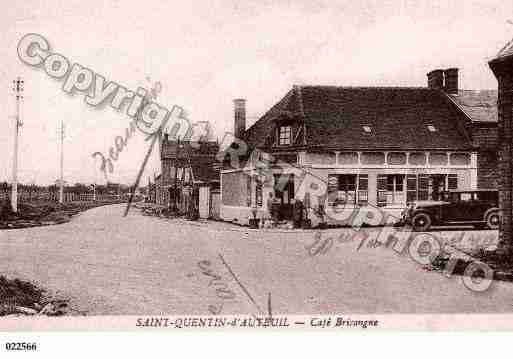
[5,342,37,351]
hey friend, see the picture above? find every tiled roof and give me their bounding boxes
[161,140,220,183]
[161,140,219,158]
[245,86,474,151]
[447,90,498,123]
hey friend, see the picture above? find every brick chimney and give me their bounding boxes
[444,68,459,94]
[427,69,444,89]
[233,98,246,139]
[490,47,513,256]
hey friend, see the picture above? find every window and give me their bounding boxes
[328,174,367,206]
[460,193,472,201]
[405,174,458,203]
[278,126,291,145]
[427,124,437,132]
[338,174,357,204]
[378,174,405,207]
[362,125,372,133]
[246,176,252,207]
[338,174,357,191]
[255,180,263,207]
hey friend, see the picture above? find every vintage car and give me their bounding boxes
[402,189,500,231]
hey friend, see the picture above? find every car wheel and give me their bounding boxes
[412,213,432,232]
[486,211,501,230]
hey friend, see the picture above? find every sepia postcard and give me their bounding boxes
[3,1,513,345]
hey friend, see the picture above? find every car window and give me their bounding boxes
[476,192,497,202]
[460,193,472,201]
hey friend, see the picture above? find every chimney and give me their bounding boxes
[233,98,246,139]
[444,68,459,94]
[427,69,444,89]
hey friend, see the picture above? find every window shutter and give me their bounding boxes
[418,174,429,201]
[328,175,338,204]
[377,175,387,207]
[246,176,252,207]
[406,174,417,203]
[448,174,458,189]
[358,174,369,206]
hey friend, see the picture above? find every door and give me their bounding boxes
[274,173,294,220]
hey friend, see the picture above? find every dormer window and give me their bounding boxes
[279,125,292,145]
[427,124,437,132]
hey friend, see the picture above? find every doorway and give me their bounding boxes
[274,173,295,220]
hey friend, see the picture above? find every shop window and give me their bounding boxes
[404,173,458,203]
[378,174,405,207]
[328,174,367,206]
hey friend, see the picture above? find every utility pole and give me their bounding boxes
[59,120,65,204]
[11,77,24,213]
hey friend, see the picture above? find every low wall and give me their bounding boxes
[220,204,404,227]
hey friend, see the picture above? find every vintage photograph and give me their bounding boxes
[2,0,513,335]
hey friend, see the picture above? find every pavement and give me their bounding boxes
[1,204,513,316]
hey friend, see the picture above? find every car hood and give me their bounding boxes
[412,200,449,208]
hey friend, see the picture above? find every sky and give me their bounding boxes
[1,0,513,186]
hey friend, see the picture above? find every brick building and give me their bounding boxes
[220,69,499,226]
[446,88,498,188]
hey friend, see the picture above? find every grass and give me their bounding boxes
[0,276,44,316]
[0,199,126,229]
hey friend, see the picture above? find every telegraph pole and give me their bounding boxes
[11,77,24,213]
[59,120,65,204]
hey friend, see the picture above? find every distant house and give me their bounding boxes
[220,68,498,225]
[157,135,221,218]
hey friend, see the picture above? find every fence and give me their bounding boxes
[0,190,125,203]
